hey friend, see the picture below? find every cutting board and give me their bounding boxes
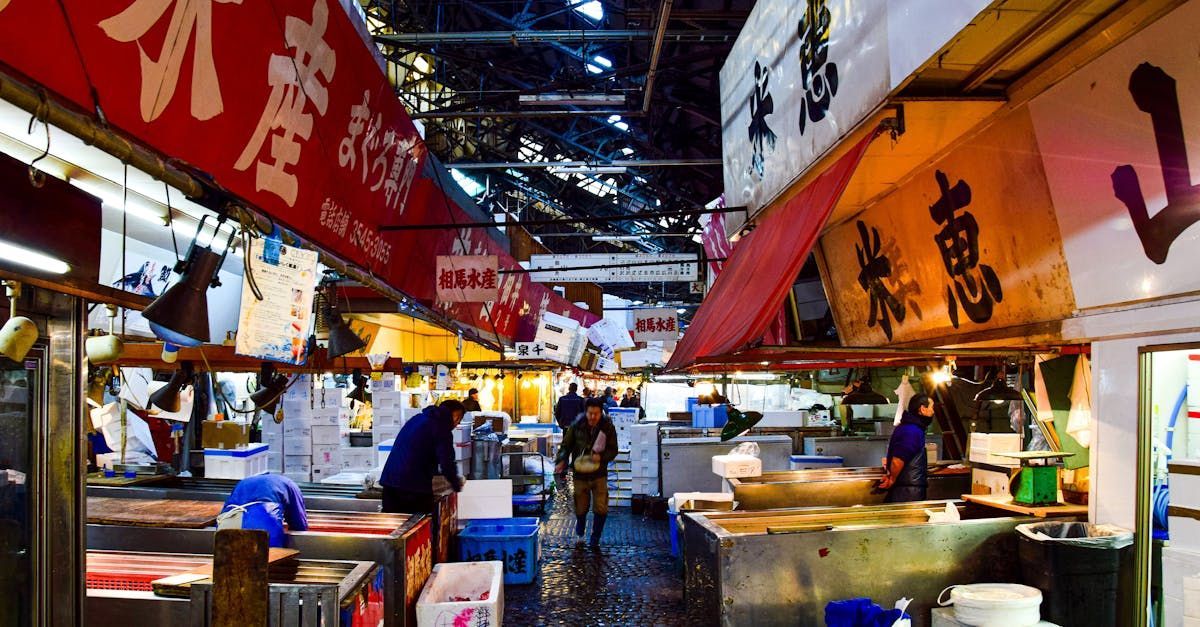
[87,497,224,529]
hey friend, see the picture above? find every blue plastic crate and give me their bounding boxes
[465,517,539,528]
[458,520,540,585]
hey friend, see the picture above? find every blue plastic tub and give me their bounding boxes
[458,519,541,585]
[465,517,539,528]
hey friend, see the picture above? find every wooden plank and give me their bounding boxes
[212,529,269,627]
[85,472,172,487]
[87,496,223,529]
[961,493,1087,518]
[150,548,299,597]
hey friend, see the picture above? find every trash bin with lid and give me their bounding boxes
[1015,522,1133,627]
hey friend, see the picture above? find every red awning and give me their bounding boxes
[666,131,879,370]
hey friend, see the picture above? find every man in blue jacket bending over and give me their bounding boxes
[380,399,466,514]
[221,474,309,547]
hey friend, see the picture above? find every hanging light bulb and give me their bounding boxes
[142,216,235,361]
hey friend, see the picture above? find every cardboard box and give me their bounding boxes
[201,420,251,450]
[712,454,762,479]
[311,425,341,446]
[283,437,312,455]
[312,444,341,467]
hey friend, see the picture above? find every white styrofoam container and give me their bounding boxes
[283,471,310,484]
[458,479,513,520]
[930,607,1057,626]
[758,411,807,428]
[453,424,471,444]
[1172,509,1200,552]
[284,455,313,473]
[374,425,402,446]
[712,454,762,479]
[629,446,656,462]
[416,561,503,627]
[630,476,658,495]
[283,437,312,455]
[312,444,341,467]
[377,438,396,468]
[339,446,375,471]
[968,433,1022,467]
[320,471,369,486]
[971,467,1013,496]
[457,459,470,478]
[283,421,312,436]
[310,465,339,483]
[789,455,844,470]
[309,412,340,427]
[1185,575,1200,618]
[204,444,270,480]
[1171,460,1200,510]
[454,441,471,461]
[630,460,659,478]
[311,425,341,445]
[267,452,283,473]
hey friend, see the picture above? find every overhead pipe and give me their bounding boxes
[446,158,721,169]
[375,29,736,45]
[642,0,674,113]
[379,205,743,231]
[411,108,640,119]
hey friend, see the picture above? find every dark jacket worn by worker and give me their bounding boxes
[554,392,586,430]
[380,405,463,493]
[885,410,931,503]
[221,474,308,548]
[555,413,619,481]
[463,398,482,412]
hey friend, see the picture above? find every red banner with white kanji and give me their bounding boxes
[0,0,597,343]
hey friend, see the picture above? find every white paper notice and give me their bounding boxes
[235,238,319,365]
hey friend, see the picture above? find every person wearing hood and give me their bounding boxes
[878,394,935,502]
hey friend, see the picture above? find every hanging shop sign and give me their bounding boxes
[1028,0,1200,311]
[235,238,320,365]
[721,0,990,216]
[513,341,547,360]
[527,253,698,283]
[816,108,1077,346]
[0,2,598,346]
[633,309,680,343]
[434,255,498,303]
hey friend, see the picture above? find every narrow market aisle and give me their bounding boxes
[504,481,690,625]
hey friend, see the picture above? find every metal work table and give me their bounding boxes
[681,500,1079,626]
[87,476,380,512]
[87,510,431,627]
[726,465,970,510]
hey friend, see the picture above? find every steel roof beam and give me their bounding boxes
[375,29,738,45]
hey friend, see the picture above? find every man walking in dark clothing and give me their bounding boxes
[554,382,586,431]
[879,394,935,502]
[380,399,466,514]
[555,398,618,549]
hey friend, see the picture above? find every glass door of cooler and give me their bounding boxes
[0,347,39,627]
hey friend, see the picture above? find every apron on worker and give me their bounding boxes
[885,445,928,503]
[219,499,287,547]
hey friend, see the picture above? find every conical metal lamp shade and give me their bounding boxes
[975,378,1023,403]
[251,373,288,415]
[842,380,889,405]
[326,314,366,359]
[149,362,194,413]
[346,369,367,404]
[143,247,222,345]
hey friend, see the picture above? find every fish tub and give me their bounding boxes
[416,561,504,627]
[726,464,970,510]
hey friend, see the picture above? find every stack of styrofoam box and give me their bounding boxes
[262,410,284,473]
[534,312,587,366]
[609,407,638,450]
[311,409,342,482]
[607,450,633,508]
[967,432,1022,467]
[340,445,375,472]
[453,422,472,478]
[283,410,313,483]
[372,373,404,446]
[628,423,659,496]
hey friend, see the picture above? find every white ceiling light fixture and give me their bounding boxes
[731,372,778,381]
[592,234,643,242]
[519,93,624,106]
[549,165,626,175]
[0,238,70,274]
[573,0,604,22]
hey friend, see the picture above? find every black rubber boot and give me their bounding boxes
[575,514,587,538]
[589,514,607,549]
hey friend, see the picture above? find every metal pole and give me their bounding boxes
[374,29,737,45]
[445,158,721,170]
[411,109,640,120]
[642,0,674,113]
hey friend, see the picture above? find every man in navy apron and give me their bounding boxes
[879,394,935,503]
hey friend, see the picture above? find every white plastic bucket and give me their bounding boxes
[937,583,1042,627]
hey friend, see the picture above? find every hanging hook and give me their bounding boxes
[26,89,51,188]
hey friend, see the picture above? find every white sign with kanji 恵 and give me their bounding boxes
[633,308,680,342]
[435,255,499,303]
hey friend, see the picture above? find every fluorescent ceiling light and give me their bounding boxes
[676,308,687,314]
[0,239,70,274]
[732,372,777,381]
[654,374,689,381]
[413,55,431,75]
[586,55,612,74]
[573,0,604,21]
[607,114,629,132]
[592,234,643,242]
[621,147,635,156]
[520,93,623,106]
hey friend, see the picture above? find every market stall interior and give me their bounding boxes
[5,0,1200,625]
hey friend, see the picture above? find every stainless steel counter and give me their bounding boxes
[87,477,380,512]
[681,501,1078,626]
[726,466,970,509]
